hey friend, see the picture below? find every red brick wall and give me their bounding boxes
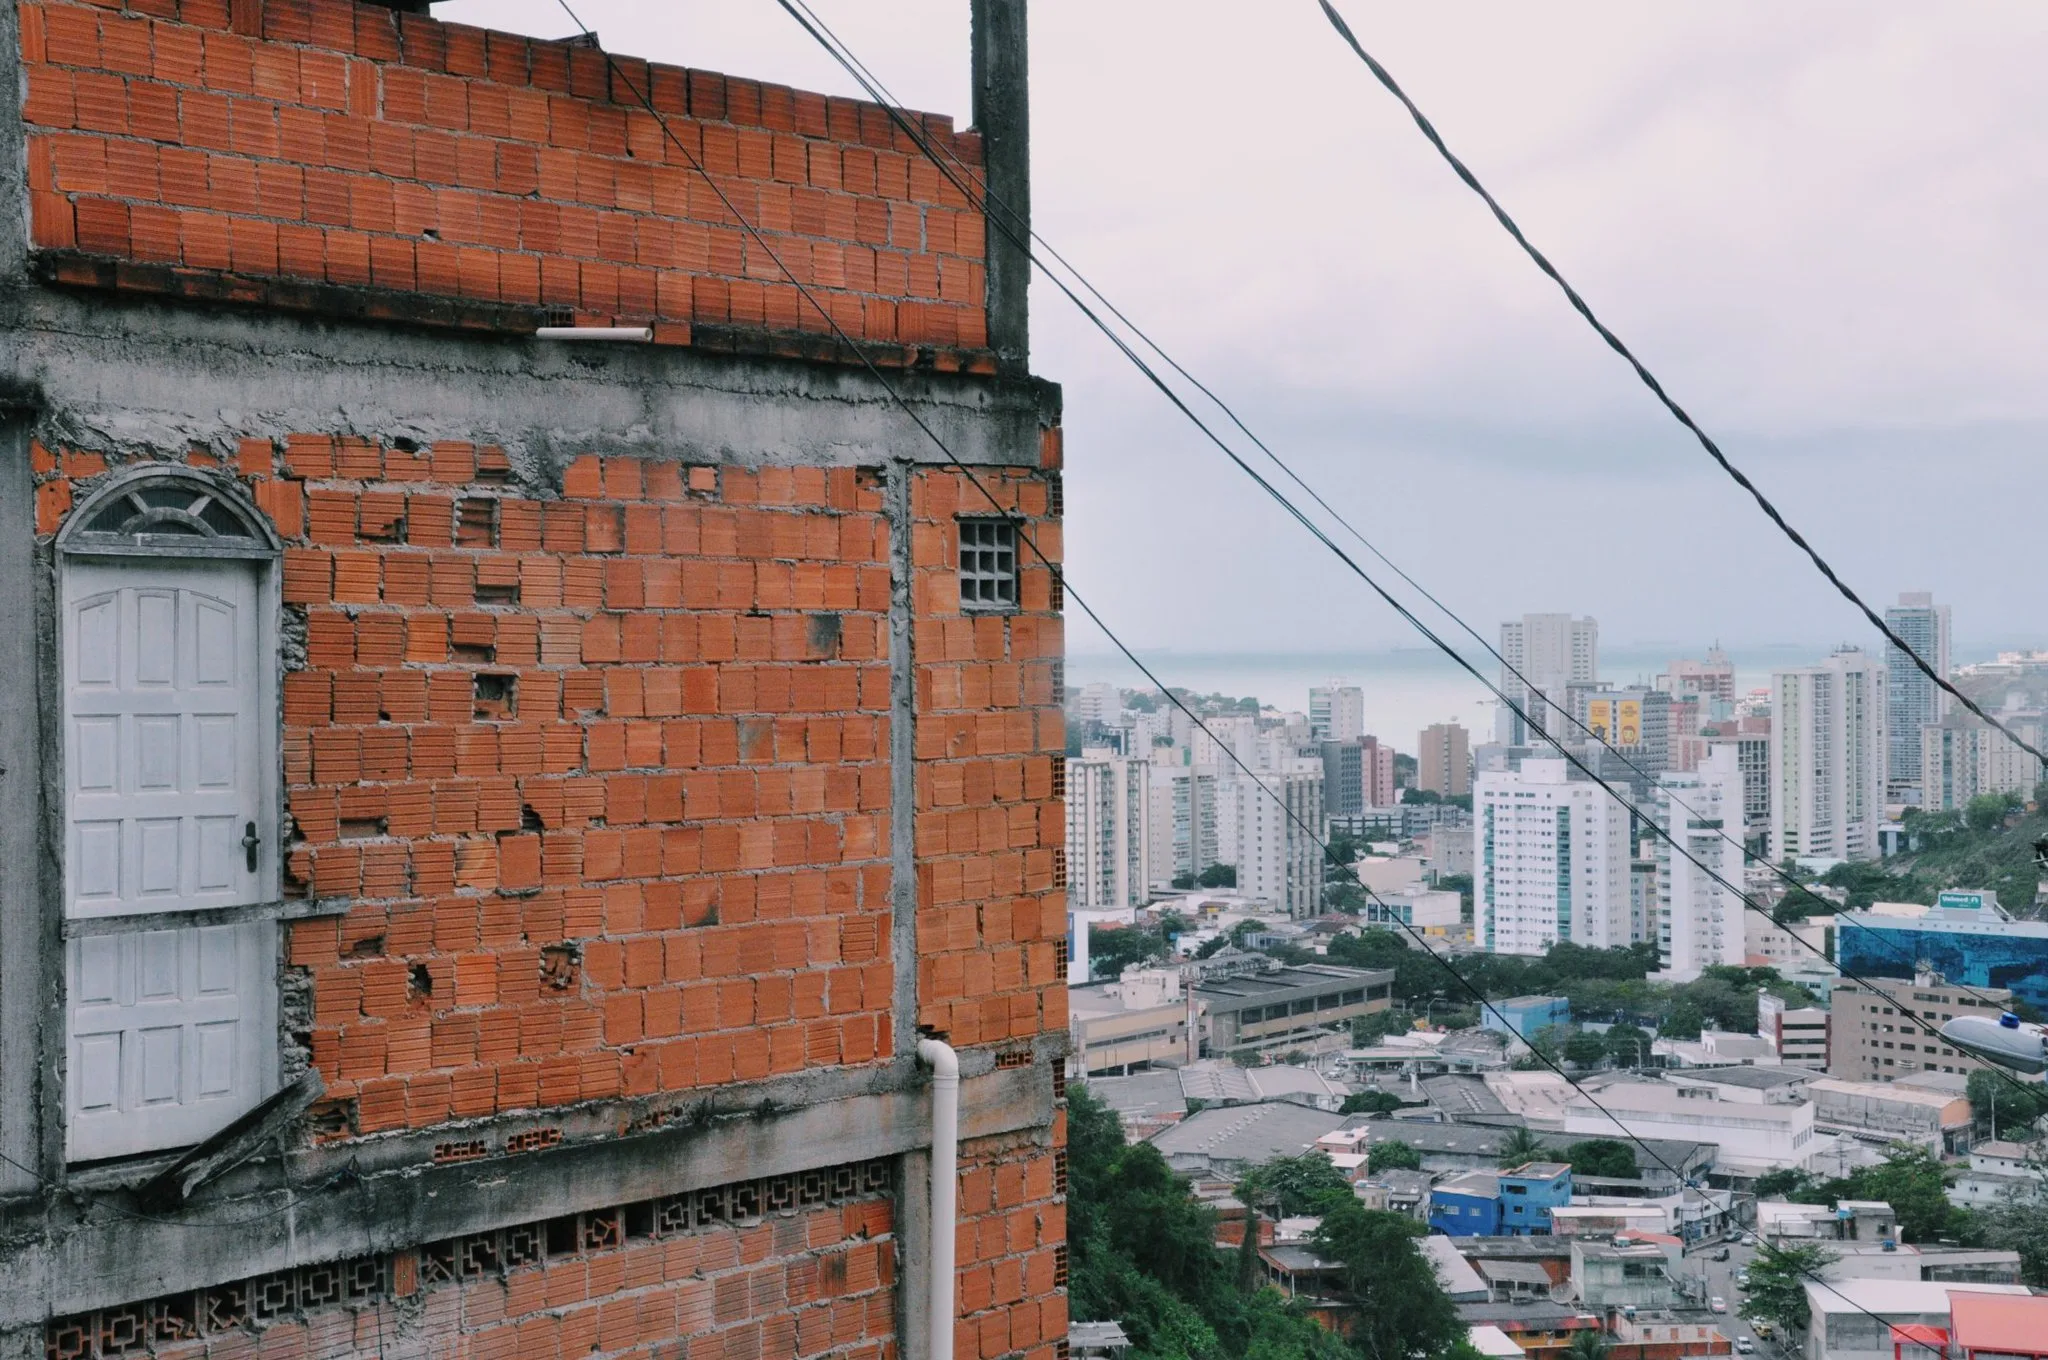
[18,0,990,352]
[954,1136,1066,1360]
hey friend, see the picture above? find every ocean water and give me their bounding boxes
[1061,645,1821,752]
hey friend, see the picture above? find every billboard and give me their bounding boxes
[1588,699,1642,746]
[1589,700,1612,741]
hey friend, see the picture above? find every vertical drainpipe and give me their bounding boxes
[970,0,1030,379]
[918,1039,960,1360]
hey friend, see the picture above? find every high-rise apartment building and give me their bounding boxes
[1829,975,2011,1084]
[1921,716,2045,812]
[1475,759,1632,955]
[1068,749,1153,910]
[1310,683,1366,743]
[1418,722,1472,798]
[1885,593,1952,803]
[1362,736,1398,807]
[1230,765,1327,916]
[1706,718,1772,858]
[1073,680,1122,726]
[1150,765,1221,886]
[1653,745,1747,981]
[1575,685,1673,799]
[1498,615,1599,745]
[1321,741,1364,819]
[1660,649,1738,708]
[1771,649,1887,863]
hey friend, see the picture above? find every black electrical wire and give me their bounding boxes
[774,0,2038,1032]
[1314,0,2046,777]
[564,3,2030,1333]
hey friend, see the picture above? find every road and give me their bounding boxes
[1678,1235,1764,1353]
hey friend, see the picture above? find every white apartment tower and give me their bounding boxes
[1230,764,1325,917]
[1499,614,1599,746]
[1309,683,1366,743]
[1770,649,1886,863]
[1884,592,1951,803]
[1654,744,1747,981]
[1921,716,2045,812]
[1066,748,1152,910]
[1474,759,1631,955]
[1147,764,1220,885]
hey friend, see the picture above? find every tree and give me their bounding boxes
[1351,1009,1412,1046]
[1741,1243,1837,1336]
[1496,1125,1548,1168]
[1605,1023,1652,1069]
[1969,1068,2048,1139]
[1401,788,1442,806]
[1238,1152,1356,1218]
[1526,1024,1567,1066]
[1088,923,1164,979]
[1563,1030,1609,1067]
[1312,1203,1463,1360]
[1753,1168,1810,1200]
[1197,863,1237,889]
[1565,1330,1613,1360]
[1967,791,2022,833]
[1171,872,1197,890]
[1369,1140,1423,1173]
[1850,1144,1959,1243]
[1341,1090,1404,1117]
[1564,1139,1638,1179]
[1961,1199,2048,1288]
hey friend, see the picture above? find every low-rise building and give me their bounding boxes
[1368,886,1464,933]
[1194,963,1394,1056]
[1805,1077,1976,1154]
[1150,1100,1349,1178]
[1755,1199,1897,1246]
[1068,968,1193,1075]
[1358,1167,1437,1220]
[1484,997,1572,1042]
[1760,992,1832,1067]
[1177,1059,1350,1112]
[1430,1163,1573,1237]
[1829,974,2013,1084]
[1948,1139,2047,1210]
[1802,1281,2032,1360]
[1561,1080,1818,1175]
[1572,1236,1680,1311]
[1945,1290,2048,1360]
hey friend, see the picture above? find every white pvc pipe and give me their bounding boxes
[918,1039,960,1360]
[535,326,653,342]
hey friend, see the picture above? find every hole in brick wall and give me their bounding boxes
[473,673,517,721]
[1051,1066,1067,1101]
[348,934,386,957]
[451,642,495,663]
[339,817,388,840]
[308,1098,356,1137]
[623,1201,655,1240]
[521,804,545,831]
[475,580,520,604]
[994,1049,1031,1070]
[506,1126,563,1156]
[456,497,499,548]
[432,1139,486,1165]
[543,1215,579,1257]
[359,506,406,542]
[408,963,434,999]
[1049,755,1066,801]
[391,436,420,453]
[1054,1150,1069,1196]
[544,306,575,328]
[477,448,513,483]
[539,944,580,991]
[1047,474,1064,518]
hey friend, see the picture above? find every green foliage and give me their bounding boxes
[1752,1168,1809,1199]
[1604,1023,1652,1068]
[1966,791,2023,833]
[1173,872,1198,891]
[1563,1139,1638,1179]
[1198,864,1238,889]
[1339,1090,1404,1117]
[1563,1030,1609,1067]
[1566,1330,1614,1360]
[1090,924,1166,979]
[1368,1140,1423,1173]
[1311,1203,1463,1360]
[1350,1009,1412,1046]
[1740,1243,1837,1335]
[1968,1069,2048,1138]
[1496,1125,1547,1168]
[1401,788,1442,806]
[1959,1200,2048,1287]
[1794,1145,1958,1243]
[1193,933,1231,960]
[1238,1153,1356,1218]
[1826,803,2048,921]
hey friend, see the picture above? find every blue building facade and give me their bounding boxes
[1428,1163,1573,1237]
[1836,893,2048,1014]
[1482,995,1571,1041]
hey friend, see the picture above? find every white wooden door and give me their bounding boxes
[62,559,275,1161]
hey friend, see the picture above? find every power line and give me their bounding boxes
[570,4,2020,1334]
[1313,0,2047,777]
[772,0,2040,1035]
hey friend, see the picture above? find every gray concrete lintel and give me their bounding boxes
[5,1061,1052,1326]
[0,290,1061,480]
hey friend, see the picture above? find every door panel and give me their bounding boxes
[61,558,275,1162]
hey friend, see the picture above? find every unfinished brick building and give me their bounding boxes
[0,3,1066,1359]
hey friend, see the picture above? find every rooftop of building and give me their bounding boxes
[1194,964,1393,1002]
[1571,1239,1671,1261]
[1477,1259,1554,1286]
[1495,996,1568,1009]
[1150,1101,1348,1165]
[1665,1065,1816,1090]
[1081,1070,1186,1118]
[1565,1080,1810,1120]
[1971,1139,2045,1161]
[1437,1171,1500,1198]
[1949,1293,2048,1356]
[1451,1237,1574,1260]
[1806,1078,1972,1110]
[1503,1162,1572,1180]
[1426,1075,1512,1118]
[1179,1061,1348,1107]
[1067,979,1184,1020]
[1803,1280,2031,1316]
[1466,1325,1525,1359]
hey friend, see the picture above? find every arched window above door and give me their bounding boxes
[59,466,279,559]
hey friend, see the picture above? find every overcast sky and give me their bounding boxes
[444,1,2048,660]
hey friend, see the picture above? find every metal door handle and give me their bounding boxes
[242,821,260,872]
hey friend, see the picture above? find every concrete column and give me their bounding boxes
[970,0,1030,378]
